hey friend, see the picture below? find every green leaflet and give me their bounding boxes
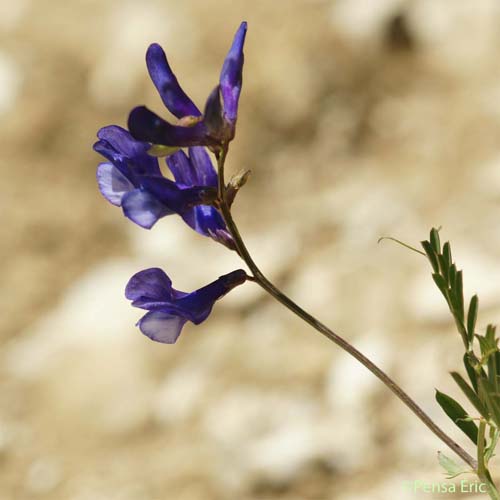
[438,452,470,479]
[430,228,441,254]
[451,371,489,419]
[421,240,440,273]
[435,390,480,445]
[467,295,478,344]
[464,353,479,393]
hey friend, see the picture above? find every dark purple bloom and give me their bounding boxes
[126,267,247,343]
[128,22,247,150]
[94,125,211,228]
[164,147,235,247]
[94,125,233,247]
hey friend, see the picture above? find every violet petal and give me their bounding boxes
[146,43,201,119]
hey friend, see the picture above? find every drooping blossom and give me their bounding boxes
[126,267,247,343]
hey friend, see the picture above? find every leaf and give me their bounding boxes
[464,353,478,393]
[455,271,464,320]
[454,321,469,350]
[478,378,500,427]
[485,429,499,463]
[443,242,452,269]
[438,255,450,283]
[449,264,457,291]
[448,287,461,318]
[421,241,440,273]
[435,390,480,445]
[487,346,499,392]
[451,372,489,419]
[467,295,478,343]
[477,335,490,358]
[430,228,441,254]
[486,324,497,346]
[432,273,449,301]
[438,452,469,479]
[489,359,498,392]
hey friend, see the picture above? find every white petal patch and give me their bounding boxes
[97,162,134,206]
[121,189,172,229]
[138,311,187,344]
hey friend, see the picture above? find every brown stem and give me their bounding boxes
[215,143,477,470]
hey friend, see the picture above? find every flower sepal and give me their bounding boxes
[147,144,180,158]
[204,85,234,145]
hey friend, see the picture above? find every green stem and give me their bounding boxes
[215,144,477,470]
[478,421,488,479]
[477,420,500,500]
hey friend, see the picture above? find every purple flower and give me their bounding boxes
[126,267,247,343]
[164,147,234,248]
[128,21,247,150]
[94,125,233,247]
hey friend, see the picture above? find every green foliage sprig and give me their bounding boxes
[422,228,500,498]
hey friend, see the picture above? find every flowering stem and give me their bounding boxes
[216,144,477,470]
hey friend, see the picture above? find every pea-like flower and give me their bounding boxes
[94,125,233,247]
[128,21,247,150]
[162,146,234,248]
[126,267,247,343]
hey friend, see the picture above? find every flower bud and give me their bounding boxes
[226,169,251,207]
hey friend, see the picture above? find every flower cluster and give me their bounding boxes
[94,22,248,343]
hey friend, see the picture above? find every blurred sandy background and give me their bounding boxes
[3,0,500,499]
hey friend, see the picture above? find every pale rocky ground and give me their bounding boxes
[3,0,500,499]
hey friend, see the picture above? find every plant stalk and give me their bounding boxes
[216,144,477,470]
[477,420,500,500]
